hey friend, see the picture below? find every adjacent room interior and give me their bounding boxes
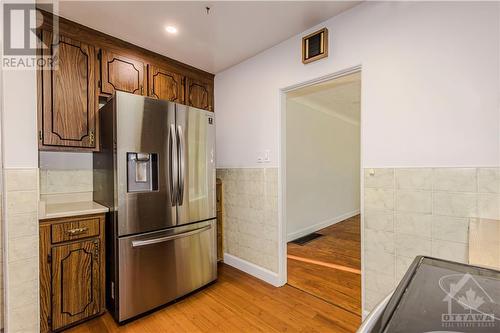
[285,71,362,316]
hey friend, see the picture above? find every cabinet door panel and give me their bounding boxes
[148,65,184,103]
[51,239,100,330]
[40,31,96,149]
[101,50,145,95]
[185,77,213,111]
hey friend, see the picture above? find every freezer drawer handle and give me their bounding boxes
[131,225,211,248]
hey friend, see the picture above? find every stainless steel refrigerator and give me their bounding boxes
[93,91,217,323]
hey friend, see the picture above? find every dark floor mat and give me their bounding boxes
[291,232,323,245]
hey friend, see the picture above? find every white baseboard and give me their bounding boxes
[362,310,370,320]
[223,253,281,287]
[287,209,360,242]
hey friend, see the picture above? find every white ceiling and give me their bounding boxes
[54,1,360,73]
[287,71,361,124]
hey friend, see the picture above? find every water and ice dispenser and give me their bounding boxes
[127,152,158,192]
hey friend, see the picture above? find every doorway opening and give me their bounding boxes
[283,71,362,317]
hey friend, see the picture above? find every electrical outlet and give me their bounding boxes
[264,149,271,162]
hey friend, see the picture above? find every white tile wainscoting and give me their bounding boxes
[39,169,93,201]
[364,167,500,312]
[216,168,279,275]
[4,168,40,332]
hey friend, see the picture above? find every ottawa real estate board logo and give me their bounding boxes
[2,2,58,70]
[439,273,499,331]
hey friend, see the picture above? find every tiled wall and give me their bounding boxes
[216,168,279,273]
[4,168,39,332]
[364,167,500,312]
[0,191,3,330]
[39,169,93,196]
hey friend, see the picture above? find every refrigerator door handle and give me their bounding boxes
[176,125,185,206]
[131,225,211,248]
[169,124,178,206]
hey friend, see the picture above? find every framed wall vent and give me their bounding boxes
[302,28,328,64]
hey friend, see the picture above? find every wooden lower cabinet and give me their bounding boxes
[40,214,106,332]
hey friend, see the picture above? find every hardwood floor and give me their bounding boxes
[287,215,361,317]
[67,263,361,333]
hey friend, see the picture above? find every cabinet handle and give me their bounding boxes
[66,227,88,235]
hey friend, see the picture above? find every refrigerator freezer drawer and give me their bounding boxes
[117,219,217,322]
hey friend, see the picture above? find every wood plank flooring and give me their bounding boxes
[287,215,361,317]
[67,263,361,333]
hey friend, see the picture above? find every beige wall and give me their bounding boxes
[39,169,93,200]
[364,167,500,312]
[217,168,279,273]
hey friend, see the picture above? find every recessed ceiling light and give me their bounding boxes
[165,26,178,34]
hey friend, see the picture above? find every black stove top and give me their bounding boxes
[374,256,500,333]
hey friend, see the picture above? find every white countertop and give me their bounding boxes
[39,201,109,220]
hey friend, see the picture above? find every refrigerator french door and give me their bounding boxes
[94,92,217,323]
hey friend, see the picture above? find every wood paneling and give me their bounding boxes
[147,64,184,102]
[100,50,145,95]
[40,214,106,332]
[185,77,214,111]
[287,215,361,316]
[65,264,361,333]
[39,30,97,150]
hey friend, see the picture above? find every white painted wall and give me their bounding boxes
[2,69,38,168]
[215,1,500,168]
[286,100,360,241]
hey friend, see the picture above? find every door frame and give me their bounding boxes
[277,65,365,314]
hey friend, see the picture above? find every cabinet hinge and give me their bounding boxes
[94,240,100,261]
[89,130,95,145]
[97,49,102,61]
[38,130,43,141]
[47,254,51,264]
[47,316,52,327]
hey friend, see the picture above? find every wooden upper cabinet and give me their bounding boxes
[51,239,101,330]
[38,31,97,150]
[148,65,184,103]
[185,77,214,111]
[100,50,145,95]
